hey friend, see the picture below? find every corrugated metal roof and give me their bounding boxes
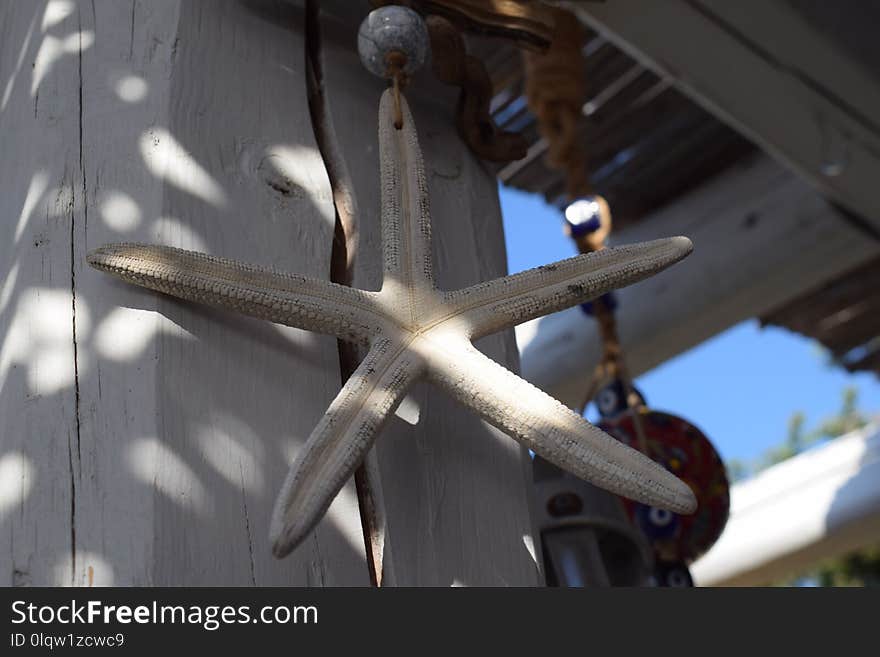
[472,30,755,227]
[761,256,880,375]
[469,21,878,376]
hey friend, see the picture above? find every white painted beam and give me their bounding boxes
[518,154,880,409]
[561,0,880,233]
[691,423,880,586]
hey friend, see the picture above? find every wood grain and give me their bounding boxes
[1,0,368,585]
[317,3,542,586]
[563,0,880,234]
[520,154,880,409]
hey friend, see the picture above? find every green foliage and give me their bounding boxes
[814,546,880,587]
[725,386,876,587]
[757,412,807,471]
[778,544,880,588]
[724,459,749,484]
[812,387,866,440]
[724,387,868,482]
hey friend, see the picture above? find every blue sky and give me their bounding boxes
[499,185,880,465]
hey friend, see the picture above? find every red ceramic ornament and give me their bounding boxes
[598,410,729,563]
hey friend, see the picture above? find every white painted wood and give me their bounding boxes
[562,0,880,233]
[695,0,880,128]
[692,423,880,587]
[1,0,368,585]
[317,5,542,586]
[519,154,880,409]
[0,0,83,587]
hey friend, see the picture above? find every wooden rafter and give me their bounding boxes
[562,0,880,234]
[519,154,880,409]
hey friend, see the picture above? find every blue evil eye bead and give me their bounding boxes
[358,6,429,79]
[594,379,644,418]
[564,195,611,241]
[564,198,603,236]
[579,292,617,316]
[598,410,730,562]
[596,379,626,417]
[652,560,693,587]
[635,503,680,541]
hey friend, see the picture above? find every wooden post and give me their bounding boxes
[317,3,541,586]
[0,0,540,586]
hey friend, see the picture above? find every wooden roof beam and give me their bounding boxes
[560,0,880,235]
[691,423,880,586]
[517,154,880,409]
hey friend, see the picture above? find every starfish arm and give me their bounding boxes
[378,89,435,291]
[87,243,384,342]
[270,337,422,557]
[427,341,697,515]
[445,237,693,339]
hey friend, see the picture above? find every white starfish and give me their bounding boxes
[88,90,696,558]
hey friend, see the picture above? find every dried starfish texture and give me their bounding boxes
[88,90,696,559]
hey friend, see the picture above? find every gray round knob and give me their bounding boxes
[358,6,429,79]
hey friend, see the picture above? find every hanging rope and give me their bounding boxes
[426,14,528,161]
[370,0,552,162]
[523,7,647,450]
[522,8,590,199]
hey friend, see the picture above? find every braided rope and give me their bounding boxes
[427,14,528,162]
[522,8,589,198]
[522,8,648,449]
